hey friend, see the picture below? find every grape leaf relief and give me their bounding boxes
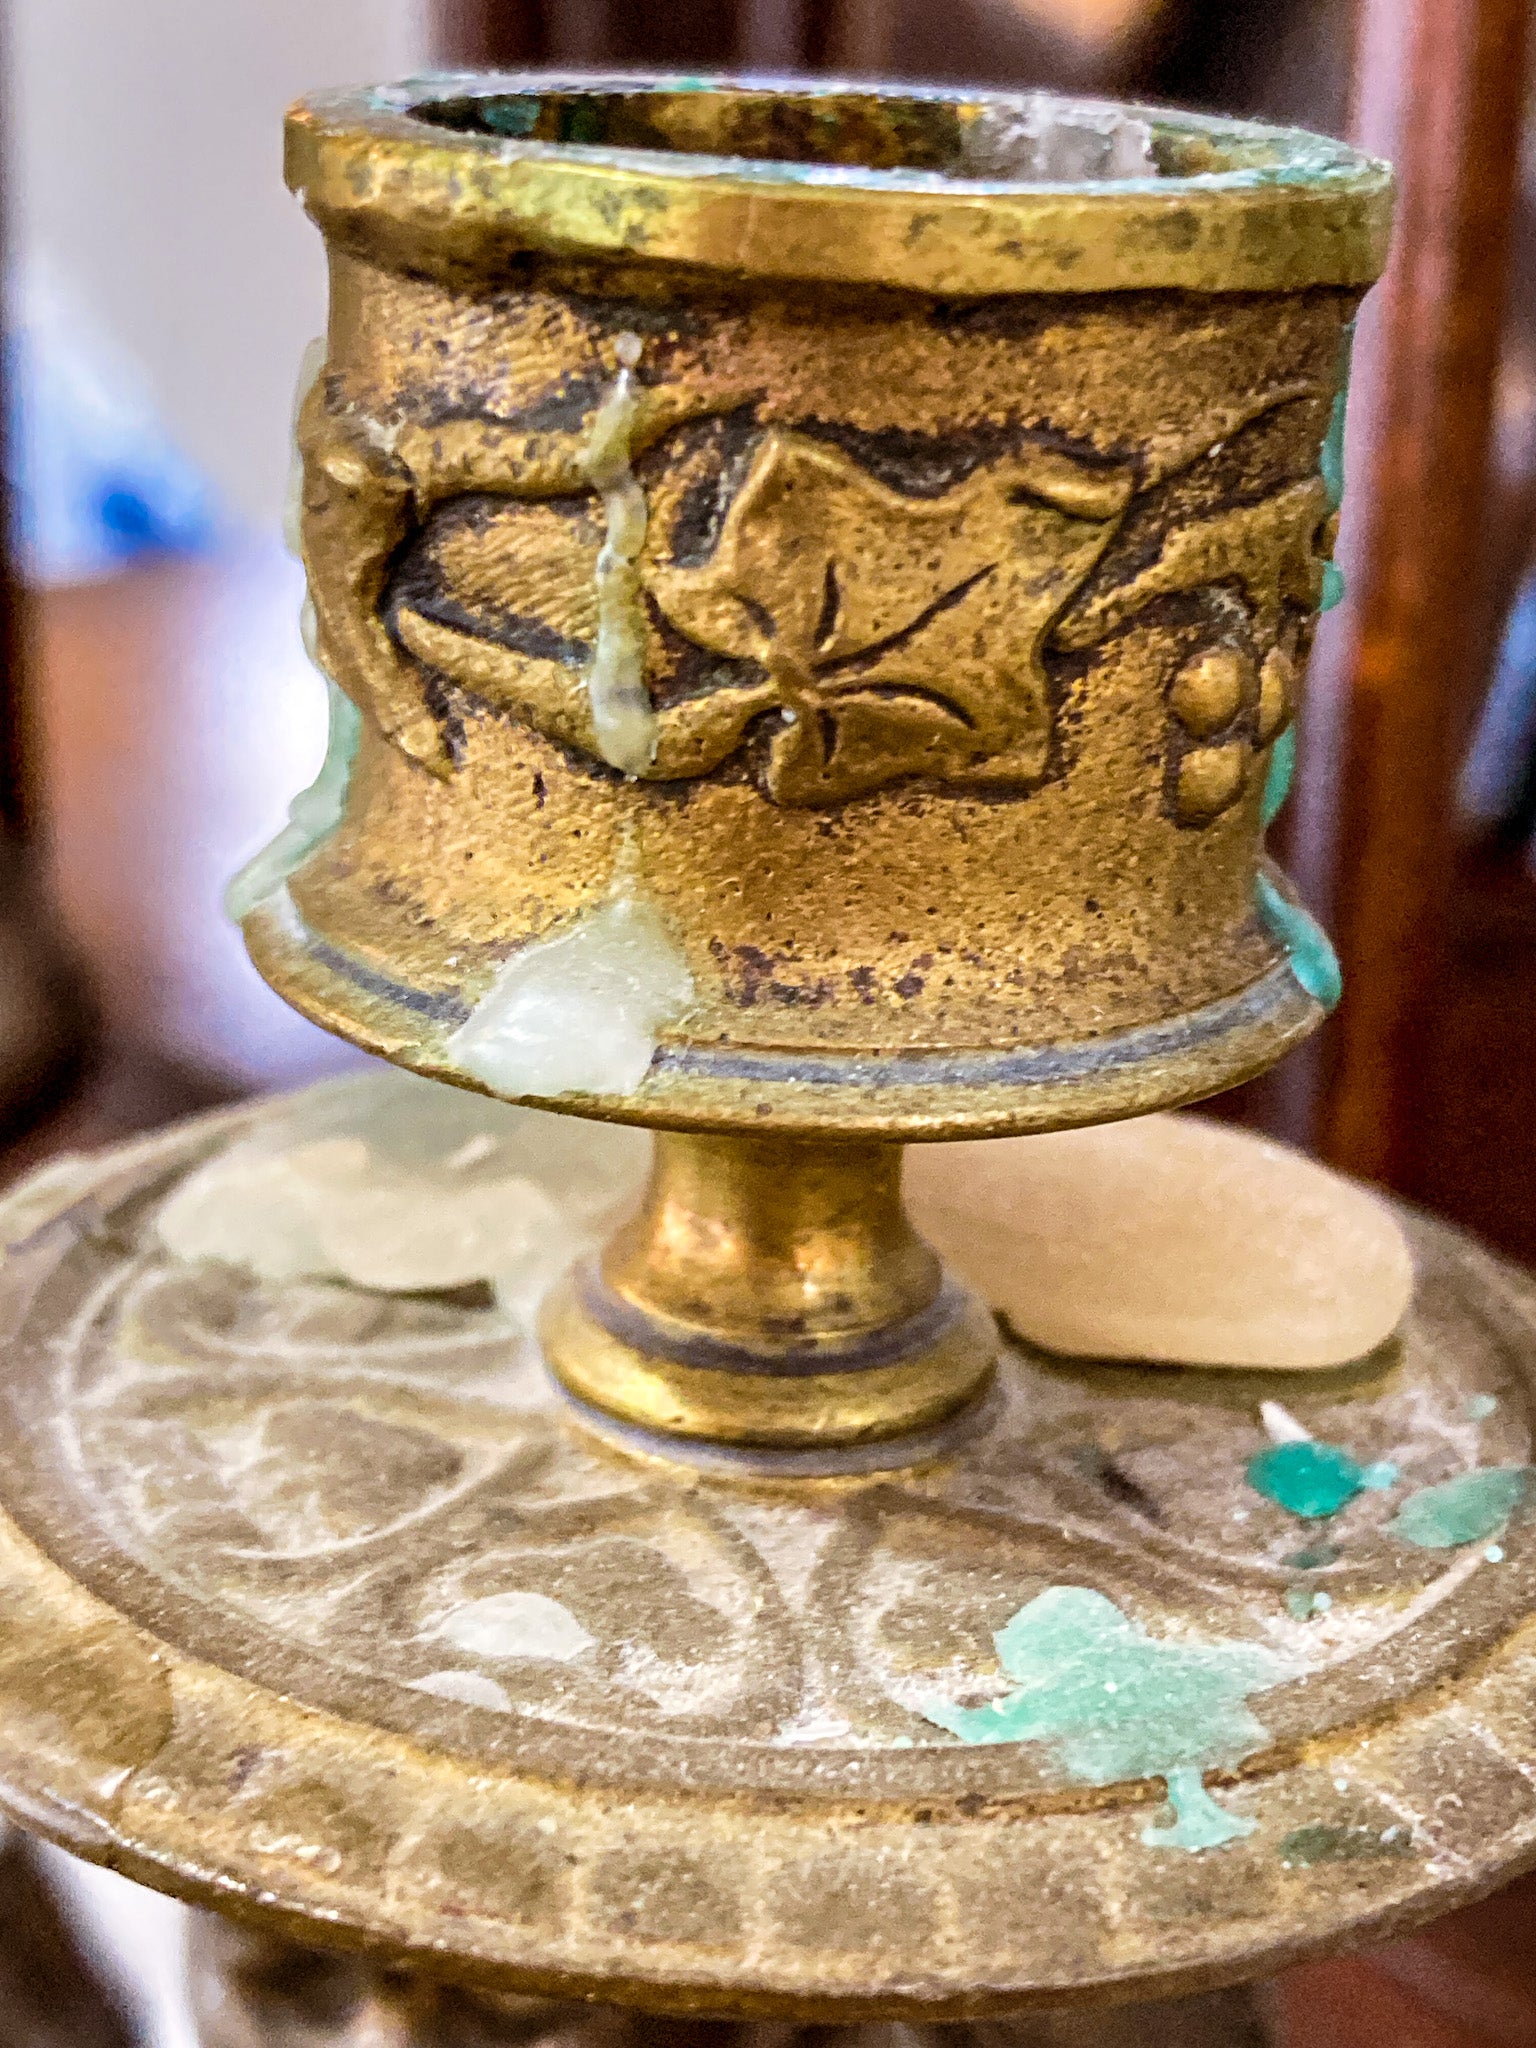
[297,364,1335,810]
[645,431,1135,804]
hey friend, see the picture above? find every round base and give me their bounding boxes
[1,1104,1536,2019]
[190,1915,1270,2047]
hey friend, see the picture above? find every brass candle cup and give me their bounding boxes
[242,76,1390,1454]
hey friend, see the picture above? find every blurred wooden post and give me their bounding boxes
[805,0,897,72]
[434,0,547,66]
[429,0,746,66]
[1289,0,1531,1189]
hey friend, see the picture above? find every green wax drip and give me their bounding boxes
[1284,1585,1333,1620]
[1320,407,1347,511]
[1311,322,1354,616]
[1144,1768,1257,1850]
[1320,322,1355,515]
[1255,871,1343,1011]
[1249,1440,1368,1518]
[225,679,362,923]
[920,1587,1289,1853]
[1467,1394,1498,1421]
[1261,725,1297,828]
[1387,1467,1529,1549]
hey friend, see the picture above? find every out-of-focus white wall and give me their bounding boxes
[6,0,428,532]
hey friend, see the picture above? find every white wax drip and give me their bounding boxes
[446,893,695,1102]
[580,331,660,776]
[282,334,327,560]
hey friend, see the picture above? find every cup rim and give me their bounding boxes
[287,71,1393,295]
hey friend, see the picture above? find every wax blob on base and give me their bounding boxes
[225,678,362,924]
[1388,1468,1529,1549]
[920,1586,1292,1851]
[154,1065,651,1316]
[446,897,695,1102]
[907,1112,1414,1370]
[1248,1440,1397,1519]
[1145,1768,1257,1851]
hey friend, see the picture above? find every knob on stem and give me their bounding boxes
[540,1131,998,1452]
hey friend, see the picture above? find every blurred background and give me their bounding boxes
[0,0,1533,2037]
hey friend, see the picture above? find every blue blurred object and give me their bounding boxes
[5,257,220,585]
[1460,562,1536,844]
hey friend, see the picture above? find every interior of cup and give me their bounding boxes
[410,83,1212,185]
